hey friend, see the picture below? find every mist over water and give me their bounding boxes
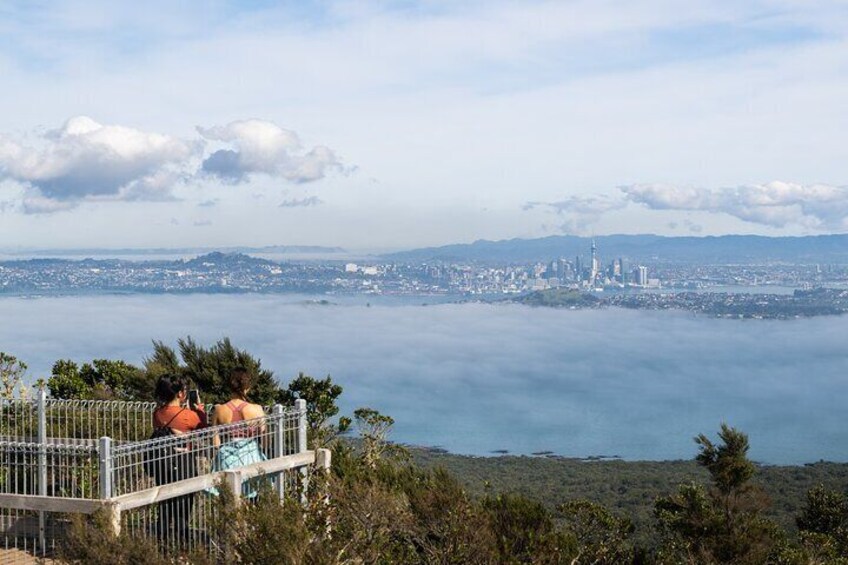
[2,294,846,464]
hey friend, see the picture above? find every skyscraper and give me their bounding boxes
[590,239,599,284]
[635,265,648,286]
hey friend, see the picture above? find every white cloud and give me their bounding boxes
[0,3,846,245]
[0,116,195,212]
[0,117,346,215]
[197,120,345,184]
[279,196,323,208]
[21,196,76,214]
[524,195,627,234]
[622,181,848,230]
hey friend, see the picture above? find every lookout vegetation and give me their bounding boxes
[2,341,847,564]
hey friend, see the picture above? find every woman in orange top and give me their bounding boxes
[152,376,208,433]
[151,374,207,542]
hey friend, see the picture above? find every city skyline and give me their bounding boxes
[0,2,846,250]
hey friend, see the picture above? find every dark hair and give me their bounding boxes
[155,374,186,404]
[228,367,253,398]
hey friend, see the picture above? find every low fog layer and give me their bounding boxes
[2,294,845,464]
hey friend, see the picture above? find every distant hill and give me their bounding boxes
[182,251,279,269]
[383,234,848,264]
[511,288,602,308]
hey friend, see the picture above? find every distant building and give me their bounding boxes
[546,260,558,279]
[530,278,549,291]
[558,258,571,281]
[590,239,599,284]
[634,265,648,286]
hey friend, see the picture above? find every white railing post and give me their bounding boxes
[316,448,331,473]
[315,448,332,535]
[98,436,113,500]
[224,470,242,507]
[273,404,285,499]
[37,388,47,552]
[295,399,307,454]
[295,399,308,503]
[104,502,122,537]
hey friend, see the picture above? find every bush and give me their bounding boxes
[61,510,171,565]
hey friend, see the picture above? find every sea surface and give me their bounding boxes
[1,293,846,464]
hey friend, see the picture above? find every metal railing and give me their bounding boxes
[1,396,157,445]
[0,393,326,563]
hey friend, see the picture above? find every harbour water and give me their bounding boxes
[2,293,846,464]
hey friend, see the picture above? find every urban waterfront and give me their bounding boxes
[2,293,845,465]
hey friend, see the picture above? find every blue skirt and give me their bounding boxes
[206,438,267,498]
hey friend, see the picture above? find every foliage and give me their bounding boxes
[206,478,314,564]
[514,288,601,308]
[60,510,171,565]
[277,372,350,448]
[481,492,571,564]
[694,423,756,496]
[354,407,407,469]
[794,484,848,562]
[146,337,279,405]
[43,342,848,564]
[47,358,151,400]
[54,414,848,564]
[559,499,637,564]
[401,467,497,564]
[0,351,28,399]
[410,449,848,549]
[654,424,781,564]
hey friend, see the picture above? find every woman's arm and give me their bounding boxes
[192,405,208,428]
[211,406,225,448]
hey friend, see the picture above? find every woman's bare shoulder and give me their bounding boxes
[212,403,233,425]
[243,402,265,419]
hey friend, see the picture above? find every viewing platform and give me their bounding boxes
[0,392,328,563]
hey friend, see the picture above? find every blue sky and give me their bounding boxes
[0,1,846,250]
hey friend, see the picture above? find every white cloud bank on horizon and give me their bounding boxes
[526,182,848,234]
[622,182,848,231]
[197,120,345,184]
[0,117,344,213]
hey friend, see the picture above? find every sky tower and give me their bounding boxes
[590,239,599,284]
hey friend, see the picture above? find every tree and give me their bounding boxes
[354,407,402,470]
[0,352,28,399]
[481,493,569,564]
[175,337,278,405]
[142,337,280,405]
[277,373,350,448]
[46,358,151,400]
[795,485,848,562]
[47,360,87,399]
[143,341,181,381]
[559,499,636,564]
[694,423,756,497]
[655,424,780,564]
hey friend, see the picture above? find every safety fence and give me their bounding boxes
[0,393,327,563]
[1,396,156,444]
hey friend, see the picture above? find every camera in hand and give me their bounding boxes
[188,389,200,409]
